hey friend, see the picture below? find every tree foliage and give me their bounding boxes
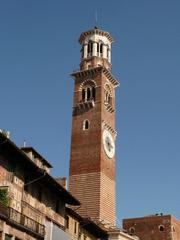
[0,188,8,206]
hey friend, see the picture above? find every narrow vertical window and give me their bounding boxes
[105,92,108,102]
[85,121,89,129]
[74,221,77,234]
[97,43,99,53]
[87,87,91,100]
[108,94,111,104]
[87,41,93,57]
[100,43,103,54]
[87,43,90,54]
[104,84,112,106]
[90,42,93,53]
[83,120,90,130]
[81,46,84,59]
[82,89,85,101]
[107,48,109,58]
[92,87,95,99]
[66,216,69,229]
[105,91,111,105]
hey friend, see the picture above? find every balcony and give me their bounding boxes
[73,99,95,116]
[0,205,45,239]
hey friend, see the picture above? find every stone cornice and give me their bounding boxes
[71,66,119,88]
[79,28,114,44]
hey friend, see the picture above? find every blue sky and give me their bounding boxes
[0,0,180,224]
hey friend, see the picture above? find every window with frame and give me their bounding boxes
[159,225,165,232]
[107,48,109,58]
[83,120,90,130]
[129,227,135,234]
[5,234,12,240]
[87,41,93,57]
[104,84,112,105]
[81,85,96,102]
[97,41,103,57]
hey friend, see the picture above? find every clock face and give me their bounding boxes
[102,130,115,158]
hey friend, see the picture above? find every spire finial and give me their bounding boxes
[95,9,98,28]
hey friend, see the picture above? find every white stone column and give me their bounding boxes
[83,44,88,59]
[108,49,111,63]
[92,42,97,57]
[103,44,107,58]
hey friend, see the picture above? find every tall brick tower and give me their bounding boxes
[69,27,119,226]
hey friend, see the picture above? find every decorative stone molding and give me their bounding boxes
[79,79,97,91]
[102,120,117,138]
[71,66,119,88]
[104,102,115,113]
[73,99,95,116]
[79,28,114,44]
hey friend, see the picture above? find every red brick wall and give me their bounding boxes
[80,56,111,71]
[69,69,116,225]
[123,215,180,240]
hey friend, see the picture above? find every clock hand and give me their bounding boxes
[106,139,113,151]
[109,143,113,151]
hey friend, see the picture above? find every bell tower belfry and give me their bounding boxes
[69,27,119,226]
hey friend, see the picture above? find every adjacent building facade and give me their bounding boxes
[0,131,79,240]
[123,214,180,240]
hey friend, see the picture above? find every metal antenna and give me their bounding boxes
[23,140,26,147]
[95,9,98,27]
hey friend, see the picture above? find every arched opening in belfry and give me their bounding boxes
[81,80,96,102]
[87,87,91,101]
[104,84,112,105]
[87,41,93,57]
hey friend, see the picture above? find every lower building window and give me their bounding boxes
[74,221,77,234]
[159,225,165,232]
[5,234,12,240]
[65,216,69,229]
[129,227,135,234]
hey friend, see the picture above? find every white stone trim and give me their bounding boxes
[79,79,97,91]
[102,120,117,138]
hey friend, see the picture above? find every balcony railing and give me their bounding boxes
[0,205,45,238]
